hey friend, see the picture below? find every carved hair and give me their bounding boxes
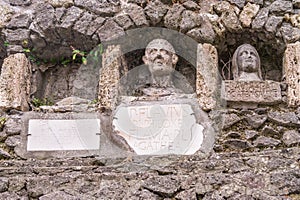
[145,39,176,54]
[231,44,262,80]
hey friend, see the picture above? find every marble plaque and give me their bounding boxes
[222,80,281,104]
[113,104,204,155]
[27,119,100,151]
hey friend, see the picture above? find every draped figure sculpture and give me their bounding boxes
[232,44,263,81]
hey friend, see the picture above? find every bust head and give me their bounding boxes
[142,39,178,77]
[232,44,262,81]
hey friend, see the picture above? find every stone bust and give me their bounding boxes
[120,38,193,96]
[232,44,262,81]
[142,39,178,88]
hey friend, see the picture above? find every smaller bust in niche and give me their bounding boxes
[232,44,262,81]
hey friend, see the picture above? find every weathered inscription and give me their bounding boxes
[27,119,100,151]
[113,104,204,155]
[222,80,281,104]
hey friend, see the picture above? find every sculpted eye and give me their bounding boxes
[149,49,157,54]
[240,51,246,56]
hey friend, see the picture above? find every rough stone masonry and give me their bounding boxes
[0,0,299,199]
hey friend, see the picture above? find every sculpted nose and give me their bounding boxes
[155,51,163,58]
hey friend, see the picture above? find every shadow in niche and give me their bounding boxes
[31,63,82,103]
[0,35,7,74]
[217,32,284,82]
[124,49,196,92]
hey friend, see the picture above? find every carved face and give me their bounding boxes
[143,39,178,76]
[237,46,259,73]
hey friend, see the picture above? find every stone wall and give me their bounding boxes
[0,0,300,199]
[1,0,300,78]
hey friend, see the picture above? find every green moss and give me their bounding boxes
[31,98,54,107]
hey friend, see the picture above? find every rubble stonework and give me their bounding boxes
[0,0,299,70]
[283,41,300,107]
[0,0,299,199]
[0,53,31,111]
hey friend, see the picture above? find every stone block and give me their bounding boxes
[164,4,185,30]
[144,1,168,25]
[239,2,260,28]
[115,14,134,30]
[46,0,73,8]
[9,0,31,6]
[252,7,269,30]
[7,13,31,29]
[0,53,32,111]
[222,113,243,130]
[98,45,125,111]
[228,0,245,8]
[124,3,148,27]
[245,113,267,128]
[253,136,281,147]
[293,0,300,8]
[196,43,219,111]
[214,2,242,32]
[268,111,300,127]
[265,16,283,33]
[269,0,293,14]
[283,41,300,107]
[187,16,216,43]
[97,20,125,42]
[74,0,120,16]
[221,80,282,105]
[0,148,11,158]
[282,130,300,146]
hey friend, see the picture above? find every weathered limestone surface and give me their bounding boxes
[196,43,219,111]
[0,148,299,199]
[0,53,31,111]
[239,2,260,27]
[283,41,300,107]
[0,0,298,69]
[0,0,299,198]
[222,80,282,104]
[98,45,127,111]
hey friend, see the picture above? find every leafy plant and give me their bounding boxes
[23,48,31,53]
[0,117,7,131]
[4,41,9,47]
[31,98,54,107]
[71,46,87,65]
[90,43,103,62]
[89,99,99,105]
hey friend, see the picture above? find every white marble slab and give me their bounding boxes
[27,119,100,151]
[113,104,204,155]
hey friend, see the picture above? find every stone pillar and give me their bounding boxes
[0,53,32,111]
[98,45,127,111]
[196,43,219,111]
[283,41,300,107]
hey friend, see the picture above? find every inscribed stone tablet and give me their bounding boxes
[27,119,100,151]
[221,80,281,104]
[113,104,204,155]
